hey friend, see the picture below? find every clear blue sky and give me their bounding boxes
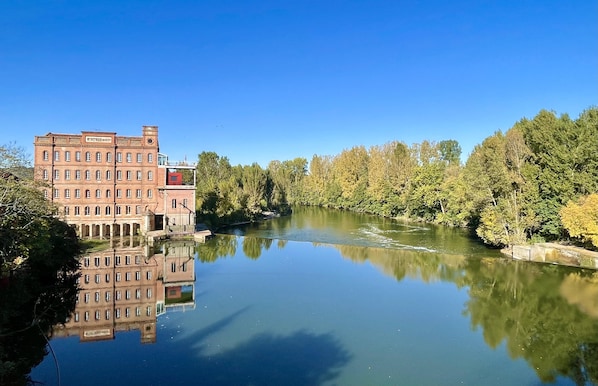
[2,0,596,167]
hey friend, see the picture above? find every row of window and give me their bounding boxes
[51,187,153,200]
[83,255,144,267]
[43,150,154,164]
[82,270,153,284]
[78,288,153,304]
[63,205,144,216]
[72,306,153,323]
[43,169,153,181]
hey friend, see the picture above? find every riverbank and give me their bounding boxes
[502,243,598,270]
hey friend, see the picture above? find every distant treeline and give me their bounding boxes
[194,107,598,249]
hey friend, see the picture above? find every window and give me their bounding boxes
[106,170,112,180]
[105,256,110,266]
[95,189,101,198]
[42,169,48,180]
[65,170,71,180]
[64,206,70,215]
[85,170,90,180]
[116,189,122,198]
[126,170,132,180]
[116,152,122,162]
[136,189,142,198]
[95,275,100,284]
[136,170,142,180]
[75,189,81,198]
[148,153,153,163]
[125,255,131,265]
[105,206,111,215]
[171,262,176,273]
[95,206,100,215]
[146,306,152,316]
[136,307,142,317]
[105,310,111,320]
[135,205,141,214]
[95,311,100,320]
[125,308,130,318]
[126,189,131,198]
[137,153,142,163]
[146,271,152,280]
[125,290,131,300]
[95,170,101,180]
[75,151,81,162]
[96,152,101,162]
[106,152,112,162]
[84,311,89,321]
[116,290,121,300]
[43,151,49,161]
[117,170,122,180]
[84,292,90,302]
[65,189,70,198]
[126,153,132,163]
[84,257,90,267]
[94,257,100,267]
[116,272,121,282]
[125,272,131,281]
[85,152,91,162]
[84,206,90,215]
[54,151,60,161]
[105,273,110,283]
[105,291,111,301]
[54,169,60,180]
[106,189,111,198]
[115,308,121,319]
[75,170,81,180]
[74,312,79,322]
[135,271,141,281]
[53,189,59,199]
[85,189,91,198]
[172,199,177,209]
[65,151,71,161]
[183,199,188,208]
[147,189,153,198]
[147,171,153,180]
[74,206,80,215]
[125,205,131,215]
[115,256,121,266]
[135,255,141,264]
[147,288,152,298]
[135,289,141,299]
[116,206,121,215]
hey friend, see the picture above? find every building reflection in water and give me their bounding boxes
[53,241,196,344]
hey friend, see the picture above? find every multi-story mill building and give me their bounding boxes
[33,126,196,239]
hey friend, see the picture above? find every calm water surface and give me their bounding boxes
[32,207,598,385]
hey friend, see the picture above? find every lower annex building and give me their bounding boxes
[34,126,196,238]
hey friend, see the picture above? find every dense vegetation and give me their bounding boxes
[195,107,598,248]
[0,144,80,385]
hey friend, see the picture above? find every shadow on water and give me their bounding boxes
[161,308,352,386]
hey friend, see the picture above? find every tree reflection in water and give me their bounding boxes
[198,235,598,385]
[0,258,79,386]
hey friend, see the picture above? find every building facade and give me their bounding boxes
[33,126,196,238]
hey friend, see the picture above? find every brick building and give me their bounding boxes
[33,126,196,239]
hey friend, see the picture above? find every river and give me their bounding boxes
[30,206,598,385]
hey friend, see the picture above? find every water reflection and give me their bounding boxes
[0,252,79,385]
[197,235,598,385]
[54,241,196,344]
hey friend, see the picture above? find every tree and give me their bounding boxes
[560,194,598,248]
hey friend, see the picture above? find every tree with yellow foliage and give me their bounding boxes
[560,193,598,248]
